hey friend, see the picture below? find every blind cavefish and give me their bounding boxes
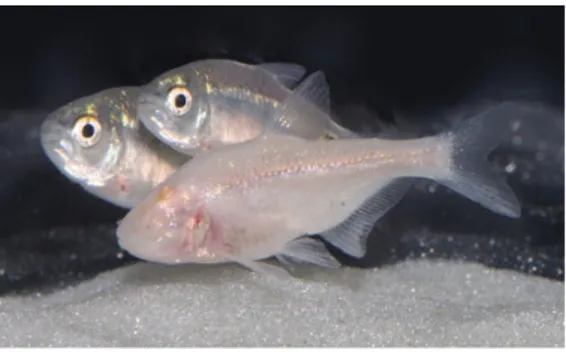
[137,59,356,156]
[116,101,521,279]
[40,87,189,208]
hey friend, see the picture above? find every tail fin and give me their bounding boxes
[436,102,521,218]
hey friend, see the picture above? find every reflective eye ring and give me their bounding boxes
[166,87,192,116]
[71,115,102,148]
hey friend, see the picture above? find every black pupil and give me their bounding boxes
[175,94,187,108]
[82,123,95,138]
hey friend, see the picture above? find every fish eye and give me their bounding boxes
[72,115,102,148]
[166,87,192,116]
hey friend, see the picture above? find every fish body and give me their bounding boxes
[40,87,189,208]
[137,59,356,156]
[117,102,521,277]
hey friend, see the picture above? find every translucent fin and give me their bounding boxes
[276,237,341,268]
[257,63,306,88]
[266,70,349,138]
[320,178,413,258]
[263,70,358,140]
[233,257,293,280]
[437,102,522,218]
[332,103,416,140]
[290,70,331,114]
[326,119,360,139]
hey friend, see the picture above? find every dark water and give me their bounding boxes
[0,6,563,295]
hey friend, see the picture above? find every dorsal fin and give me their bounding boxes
[263,71,333,136]
[257,62,306,88]
[263,70,358,140]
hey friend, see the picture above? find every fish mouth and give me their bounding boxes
[118,235,185,264]
[117,214,188,264]
[39,119,78,175]
[137,93,170,135]
[137,93,200,155]
[39,119,103,185]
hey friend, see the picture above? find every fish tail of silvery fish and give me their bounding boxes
[429,101,523,218]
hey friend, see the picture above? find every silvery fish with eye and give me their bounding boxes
[39,87,189,209]
[137,58,357,156]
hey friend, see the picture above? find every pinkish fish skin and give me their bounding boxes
[116,102,521,278]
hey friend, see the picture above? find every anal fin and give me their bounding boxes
[276,236,341,268]
[230,256,294,281]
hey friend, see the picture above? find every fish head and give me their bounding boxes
[40,87,140,191]
[117,183,216,264]
[137,64,209,156]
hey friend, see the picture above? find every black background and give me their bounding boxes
[0,6,563,295]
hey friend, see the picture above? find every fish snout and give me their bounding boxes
[39,119,75,169]
[116,200,189,264]
[137,93,169,131]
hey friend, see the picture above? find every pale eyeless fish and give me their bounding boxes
[116,99,522,279]
[39,87,189,209]
[137,59,357,156]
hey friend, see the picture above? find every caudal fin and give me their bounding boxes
[436,102,522,218]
